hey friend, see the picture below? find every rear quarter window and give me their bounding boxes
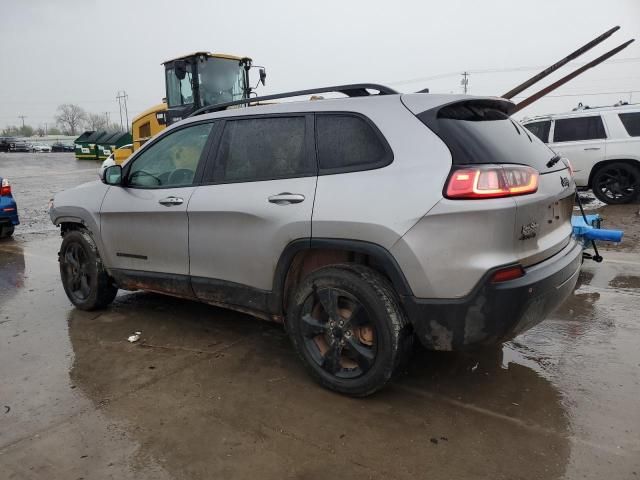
[315,114,392,174]
[524,120,551,143]
[619,112,640,137]
[553,116,606,142]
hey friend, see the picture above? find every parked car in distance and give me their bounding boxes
[522,103,640,204]
[0,177,19,238]
[10,139,30,152]
[32,144,52,153]
[52,143,74,153]
[50,87,580,396]
[0,137,18,152]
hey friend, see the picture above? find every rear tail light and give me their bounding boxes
[490,265,525,283]
[0,178,11,196]
[445,164,539,199]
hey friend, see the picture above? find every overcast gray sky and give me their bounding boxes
[1,0,639,131]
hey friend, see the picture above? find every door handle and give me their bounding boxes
[158,196,184,206]
[583,147,601,151]
[268,193,305,205]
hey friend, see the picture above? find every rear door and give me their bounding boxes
[99,121,215,294]
[548,114,607,187]
[187,114,316,307]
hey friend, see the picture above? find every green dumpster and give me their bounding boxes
[74,131,107,160]
[96,132,119,161]
[97,131,132,160]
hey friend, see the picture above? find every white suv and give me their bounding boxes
[523,104,640,204]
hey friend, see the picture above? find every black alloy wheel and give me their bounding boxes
[61,241,92,302]
[59,230,118,310]
[287,265,412,396]
[592,162,640,204]
[300,287,377,379]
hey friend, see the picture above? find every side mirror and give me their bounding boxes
[259,68,267,86]
[103,165,123,186]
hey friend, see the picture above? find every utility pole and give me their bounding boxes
[461,72,470,95]
[116,91,129,133]
[18,115,27,128]
[44,123,48,136]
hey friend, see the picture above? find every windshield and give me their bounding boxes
[198,58,245,107]
[166,65,194,107]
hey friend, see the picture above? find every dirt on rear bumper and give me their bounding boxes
[402,240,582,350]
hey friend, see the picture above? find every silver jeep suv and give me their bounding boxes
[50,85,582,396]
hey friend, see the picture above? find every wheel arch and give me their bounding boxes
[57,219,110,269]
[270,238,413,315]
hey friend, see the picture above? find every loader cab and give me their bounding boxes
[163,53,255,125]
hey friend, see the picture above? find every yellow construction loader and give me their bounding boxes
[114,52,265,163]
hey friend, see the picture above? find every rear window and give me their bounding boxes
[315,114,391,174]
[417,100,557,173]
[553,116,606,142]
[619,112,640,137]
[524,120,551,143]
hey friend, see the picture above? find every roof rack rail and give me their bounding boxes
[189,83,399,117]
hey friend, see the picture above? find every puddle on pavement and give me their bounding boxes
[2,232,639,479]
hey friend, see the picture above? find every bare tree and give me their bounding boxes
[55,104,87,136]
[85,112,108,131]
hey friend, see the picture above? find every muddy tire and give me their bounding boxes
[286,264,413,397]
[0,225,14,238]
[59,229,117,310]
[591,162,640,204]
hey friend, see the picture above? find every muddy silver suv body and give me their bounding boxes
[51,87,582,395]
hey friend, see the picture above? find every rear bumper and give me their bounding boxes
[0,200,20,226]
[402,240,582,350]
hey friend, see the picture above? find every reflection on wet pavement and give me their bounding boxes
[1,233,639,479]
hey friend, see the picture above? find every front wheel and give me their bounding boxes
[59,229,117,310]
[591,162,640,204]
[286,265,412,397]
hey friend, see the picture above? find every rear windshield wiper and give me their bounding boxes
[546,154,561,168]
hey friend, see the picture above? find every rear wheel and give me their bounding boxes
[59,230,117,310]
[286,265,412,396]
[591,162,640,204]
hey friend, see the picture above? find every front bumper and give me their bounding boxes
[402,240,582,350]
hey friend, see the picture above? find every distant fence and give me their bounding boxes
[14,135,77,145]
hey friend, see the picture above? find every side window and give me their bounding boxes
[316,114,391,173]
[127,122,213,188]
[553,116,606,143]
[524,121,551,143]
[619,112,640,137]
[213,116,311,183]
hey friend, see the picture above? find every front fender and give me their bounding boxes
[50,181,111,264]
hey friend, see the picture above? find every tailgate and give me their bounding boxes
[408,95,576,267]
[513,166,574,266]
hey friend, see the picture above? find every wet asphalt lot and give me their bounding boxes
[1,152,639,479]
